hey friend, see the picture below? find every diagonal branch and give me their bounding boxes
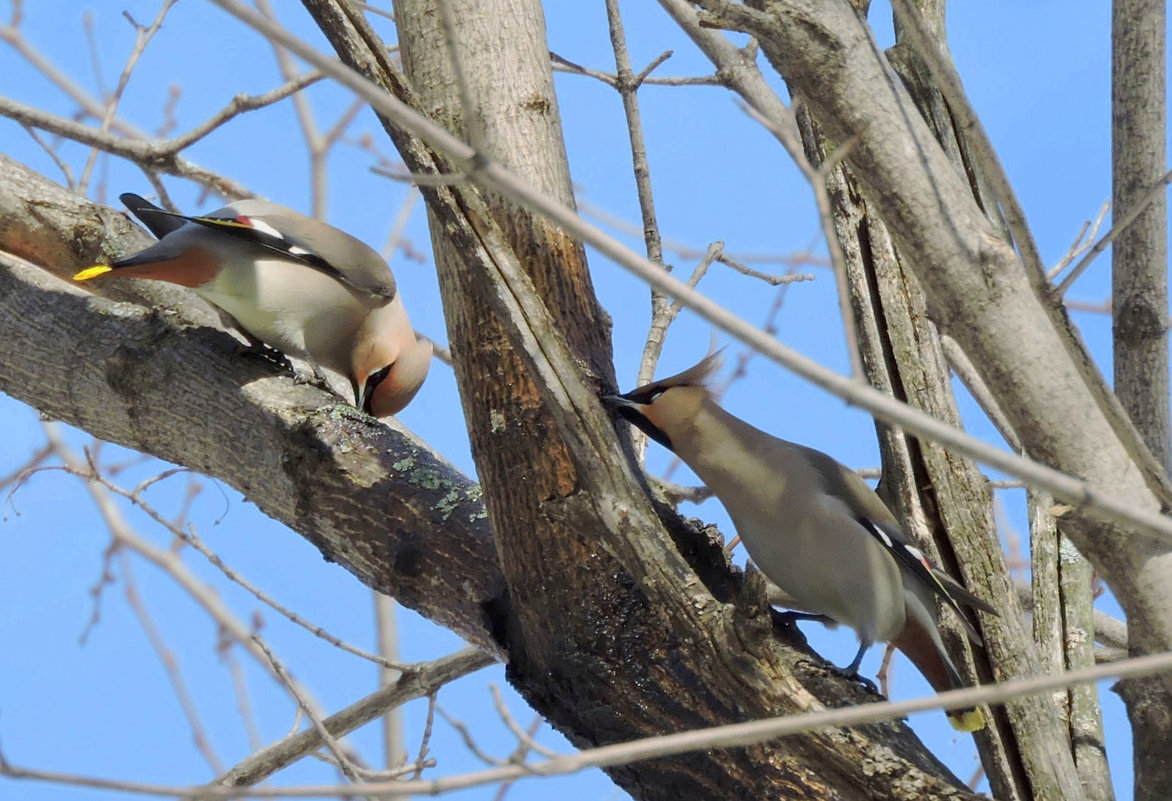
[0,153,505,656]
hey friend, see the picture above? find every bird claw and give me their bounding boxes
[828,664,879,694]
[291,362,330,389]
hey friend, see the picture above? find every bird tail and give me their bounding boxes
[120,193,189,238]
[894,594,987,732]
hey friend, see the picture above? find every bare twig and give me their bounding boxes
[715,253,814,286]
[411,694,438,781]
[0,443,51,493]
[74,460,409,670]
[256,0,365,218]
[28,427,363,750]
[19,124,76,189]
[157,84,181,137]
[250,635,364,785]
[605,0,665,271]
[219,637,264,752]
[120,552,224,773]
[604,0,675,405]
[79,1,178,195]
[436,704,507,766]
[205,0,1172,548]
[737,99,862,377]
[5,648,1172,798]
[167,72,326,152]
[349,1,396,23]
[0,95,250,198]
[989,479,1027,490]
[489,685,556,759]
[551,51,723,87]
[78,537,118,645]
[1047,201,1110,280]
[369,163,472,187]
[374,593,404,769]
[1065,298,1113,316]
[419,335,453,366]
[490,714,545,801]
[1057,167,1172,294]
[0,14,147,138]
[381,185,420,261]
[940,334,1022,451]
[877,643,896,699]
[578,198,828,269]
[639,241,722,392]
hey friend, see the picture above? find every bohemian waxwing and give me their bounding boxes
[74,193,431,417]
[603,353,996,731]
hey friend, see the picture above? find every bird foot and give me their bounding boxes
[792,658,876,693]
[826,664,878,694]
[290,362,334,394]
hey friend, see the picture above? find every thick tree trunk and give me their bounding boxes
[0,18,989,801]
[7,1,1167,797]
[699,0,1172,704]
[797,89,1084,798]
[300,0,989,798]
[1110,1,1172,798]
[1112,0,1170,472]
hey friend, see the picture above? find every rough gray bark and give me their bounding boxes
[1112,0,1170,472]
[4,1,1165,797]
[1032,491,1116,801]
[798,93,1083,799]
[886,11,1102,799]
[1062,543,1114,801]
[0,153,505,657]
[0,5,996,800]
[1110,2,1172,799]
[295,1,987,798]
[699,0,1172,704]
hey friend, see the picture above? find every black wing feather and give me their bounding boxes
[857,516,987,643]
[120,193,187,238]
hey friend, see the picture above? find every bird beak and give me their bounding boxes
[359,365,392,413]
[601,393,639,410]
[600,393,673,450]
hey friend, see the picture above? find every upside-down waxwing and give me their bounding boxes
[74,193,431,417]
[603,354,995,731]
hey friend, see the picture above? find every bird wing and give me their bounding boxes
[803,446,992,642]
[120,195,396,305]
[856,516,985,645]
[225,201,398,303]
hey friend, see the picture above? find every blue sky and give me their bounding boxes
[0,1,1149,799]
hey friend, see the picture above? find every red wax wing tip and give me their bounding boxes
[235,215,253,225]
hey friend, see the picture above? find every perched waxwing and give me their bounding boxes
[74,193,431,416]
[603,354,996,731]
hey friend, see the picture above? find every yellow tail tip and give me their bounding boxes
[947,707,986,732]
[73,265,113,281]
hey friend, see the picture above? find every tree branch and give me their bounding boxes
[0,154,506,657]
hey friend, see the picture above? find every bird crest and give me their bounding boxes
[621,350,722,404]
